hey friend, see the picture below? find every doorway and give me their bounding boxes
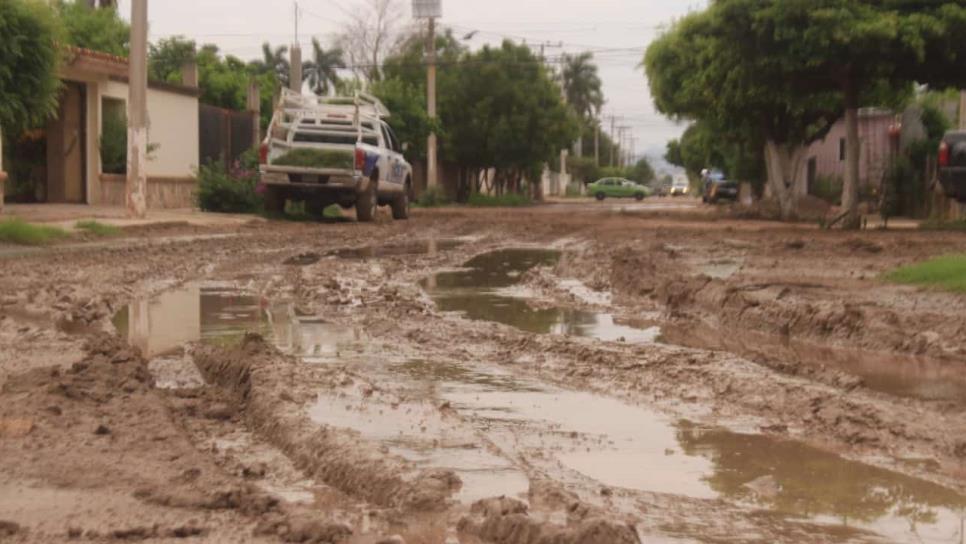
[46,81,87,203]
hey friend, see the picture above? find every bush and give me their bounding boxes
[414,186,449,208]
[75,220,120,237]
[565,183,584,198]
[274,148,354,170]
[811,174,843,204]
[100,106,127,174]
[466,193,533,207]
[196,156,262,214]
[0,218,69,246]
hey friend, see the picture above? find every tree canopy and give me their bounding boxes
[55,0,128,56]
[561,52,604,122]
[0,0,62,132]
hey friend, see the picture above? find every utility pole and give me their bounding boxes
[426,16,438,189]
[289,2,302,93]
[127,0,148,218]
[617,126,631,167]
[594,119,600,166]
[609,116,617,167]
[0,128,6,214]
[960,90,966,130]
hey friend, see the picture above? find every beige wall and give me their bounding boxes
[102,80,199,178]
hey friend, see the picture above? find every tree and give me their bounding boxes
[303,38,345,96]
[645,2,845,220]
[54,0,128,56]
[0,0,62,132]
[560,52,604,121]
[335,0,406,83]
[148,36,196,84]
[627,158,655,184]
[251,43,289,90]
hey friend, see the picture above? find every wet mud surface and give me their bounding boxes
[2,203,966,542]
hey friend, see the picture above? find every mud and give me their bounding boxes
[3,202,966,543]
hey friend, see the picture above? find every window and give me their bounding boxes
[839,138,846,162]
[385,124,401,153]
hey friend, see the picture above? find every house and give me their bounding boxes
[4,47,201,209]
[797,108,897,196]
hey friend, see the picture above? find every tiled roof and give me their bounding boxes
[65,45,129,66]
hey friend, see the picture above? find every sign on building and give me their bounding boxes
[412,0,441,19]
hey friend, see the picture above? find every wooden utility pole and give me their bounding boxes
[0,128,6,214]
[290,2,302,93]
[609,116,617,167]
[426,16,438,189]
[127,0,148,218]
[594,120,600,166]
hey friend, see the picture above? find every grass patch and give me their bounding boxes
[274,148,354,170]
[466,193,533,207]
[919,219,966,231]
[0,218,70,246]
[413,186,450,208]
[75,220,121,237]
[885,254,966,293]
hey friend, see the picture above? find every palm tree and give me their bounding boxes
[303,38,346,96]
[561,52,604,120]
[251,42,289,89]
[560,52,604,157]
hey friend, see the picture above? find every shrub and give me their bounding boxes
[274,148,354,170]
[100,106,127,174]
[195,157,262,214]
[75,220,121,237]
[414,186,449,208]
[466,193,532,207]
[0,218,69,245]
[811,174,843,204]
[885,254,966,293]
[565,183,584,198]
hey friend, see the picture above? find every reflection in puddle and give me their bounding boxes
[327,239,464,260]
[425,249,659,342]
[381,359,966,542]
[660,323,966,404]
[113,284,361,359]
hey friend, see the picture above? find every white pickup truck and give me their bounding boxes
[259,90,413,221]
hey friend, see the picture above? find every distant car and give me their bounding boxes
[588,178,653,201]
[669,178,690,197]
[939,130,966,202]
[702,171,739,204]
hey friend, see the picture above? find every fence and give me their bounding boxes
[199,105,257,168]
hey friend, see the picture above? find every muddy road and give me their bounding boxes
[2,201,966,543]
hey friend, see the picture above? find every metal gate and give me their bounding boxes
[199,104,257,168]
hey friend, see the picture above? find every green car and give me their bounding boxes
[588,178,653,201]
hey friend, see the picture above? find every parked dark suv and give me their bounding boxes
[701,170,739,204]
[939,130,966,202]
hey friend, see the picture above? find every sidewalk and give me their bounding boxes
[0,204,263,231]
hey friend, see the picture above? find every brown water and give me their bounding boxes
[659,322,966,404]
[423,249,660,343]
[327,239,465,260]
[113,283,362,359]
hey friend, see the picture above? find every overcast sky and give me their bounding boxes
[116,0,707,170]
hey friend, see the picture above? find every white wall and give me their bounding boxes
[102,80,199,178]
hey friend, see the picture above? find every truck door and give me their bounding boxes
[382,123,404,186]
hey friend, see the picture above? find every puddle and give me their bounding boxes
[313,356,966,542]
[113,283,361,359]
[327,239,464,260]
[659,322,966,404]
[424,249,659,342]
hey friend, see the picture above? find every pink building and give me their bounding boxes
[798,109,896,195]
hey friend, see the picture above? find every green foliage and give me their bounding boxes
[149,38,279,130]
[811,175,843,205]
[627,158,655,184]
[414,186,449,208]
[0,218,68,246]
[564,184,584,198]
[567,156,601,184]
[919,219,966,232]
[55,0,128,56]
[885,255,966,293]
[75,220,120,237]
[370,77,432,161]
[0,0,62,132]
[882,156,920,218]
[560,52,603,121]
[466,193,533,208]
[274,149,353,170]
[304,38,345,96]
[195,160,262,214]
[100,105,126,174]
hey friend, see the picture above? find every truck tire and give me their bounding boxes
[264,186,285,215]
[356,174,378,222]
[391,181,411,220]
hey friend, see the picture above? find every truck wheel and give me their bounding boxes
[263,186,285,215]
[595,192,606,201]
[391,181,411,220]
[356,175,378,222]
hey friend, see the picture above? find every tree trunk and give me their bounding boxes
[842,79,862,229]
[763,140,805,221]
